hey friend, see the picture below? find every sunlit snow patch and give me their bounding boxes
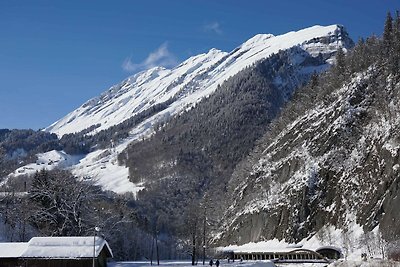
[1,150,84,186]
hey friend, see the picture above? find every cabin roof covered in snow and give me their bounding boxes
[0,236,113,259]
[0,243,28,258]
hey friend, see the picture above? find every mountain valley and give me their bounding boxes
[1,16,400,263]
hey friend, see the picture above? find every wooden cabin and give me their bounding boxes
[0,236,113,267]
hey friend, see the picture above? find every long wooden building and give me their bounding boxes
[222,245,342,264]
[0,236,113,267]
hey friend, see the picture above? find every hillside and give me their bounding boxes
[117,44,346,230]
[0,129,60,180]
[93,28,351,266]
[218,21,400,254]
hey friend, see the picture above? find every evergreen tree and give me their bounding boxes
[383,11,400,76]
[336,47,346,73]
[383,11,394,55]
[392,11,400,75]
[333,47,347,85]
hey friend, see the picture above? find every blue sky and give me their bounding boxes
[0,0,398,130]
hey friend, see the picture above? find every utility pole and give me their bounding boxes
[202,201,207,265]
[93,226,100,267]
[202,224,206,264]
[93,228,96,267]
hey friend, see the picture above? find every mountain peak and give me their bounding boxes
[241,33,275,49]
[126,66,169,85]
[207,47,224,56]
[45,24,351,137]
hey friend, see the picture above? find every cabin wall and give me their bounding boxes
[98,250,108,267]
[24,258,96,267]
[0,257,108,267]
[0,258,19,267]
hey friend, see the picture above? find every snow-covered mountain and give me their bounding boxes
[46,25,351,137]
[37,25,352,194]
[6,17,400,262]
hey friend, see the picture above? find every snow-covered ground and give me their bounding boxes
[108,259,400,267]
[9,150,83,176]
[109,260,324,267]
[330,260,400,267]
[70,143,144,194]
[0,150,84,187]
[1,147,143,195]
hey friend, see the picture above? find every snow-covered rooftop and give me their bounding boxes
[0,243,28,258]
[0,236,113,259]
[222,239,307,253]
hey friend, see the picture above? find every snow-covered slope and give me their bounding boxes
[46,25,350,137]
[1,150,83,187]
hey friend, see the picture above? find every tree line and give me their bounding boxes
[0,169,191,260]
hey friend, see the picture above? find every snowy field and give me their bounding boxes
[109,260,325,267]
[109,260,400,267]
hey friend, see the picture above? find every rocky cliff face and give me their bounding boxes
[219,64,400,245]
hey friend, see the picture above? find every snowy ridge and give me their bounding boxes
[45,49,228,136]
[46,25,347,137]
